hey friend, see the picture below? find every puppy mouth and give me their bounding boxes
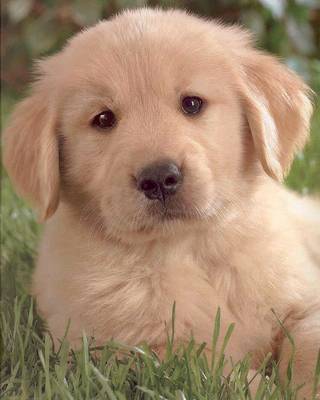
[133,206,191,235]
[158,209,189,221]
[147,199,200,221]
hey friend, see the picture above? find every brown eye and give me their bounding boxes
[181,96,203,115]
[91,110,116,130]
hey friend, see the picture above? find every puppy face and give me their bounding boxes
[58,17,246,239]
[3,9,312,242]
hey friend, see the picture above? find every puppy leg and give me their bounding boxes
[278,304,320,399]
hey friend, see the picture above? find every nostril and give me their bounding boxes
[164,175,178,188]
[139,179,158,193]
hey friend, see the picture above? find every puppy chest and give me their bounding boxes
[83,245,259,344]
[37,231,272,351]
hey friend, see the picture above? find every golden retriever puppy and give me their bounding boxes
[3,8,320,398]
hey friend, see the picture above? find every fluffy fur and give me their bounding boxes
[3,8,320,397]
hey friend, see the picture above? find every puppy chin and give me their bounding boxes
[119,203,220,243]
[116,217,197,244]
[99,206,193,244]
[97,193,223,243]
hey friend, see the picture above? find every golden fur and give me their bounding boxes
[3,8,320,397]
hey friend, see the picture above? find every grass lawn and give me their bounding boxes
[1,100,320,399]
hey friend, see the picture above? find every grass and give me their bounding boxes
[1,101,320,399]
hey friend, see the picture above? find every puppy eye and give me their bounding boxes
[91,110,116,130]
[181,96,203,115]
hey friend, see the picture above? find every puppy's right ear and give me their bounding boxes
[3,68,60,221]
[237,50,313,181]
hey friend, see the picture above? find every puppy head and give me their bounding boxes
[3,9,313,241]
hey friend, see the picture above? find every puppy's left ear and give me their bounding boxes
[238,50,313,180]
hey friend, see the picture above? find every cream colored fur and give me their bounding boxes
[3,8,320,398]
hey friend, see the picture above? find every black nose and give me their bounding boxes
[137,161,182,202]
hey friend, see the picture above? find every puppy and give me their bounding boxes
[3,8,320,397]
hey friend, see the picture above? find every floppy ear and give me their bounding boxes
[238,50,313,180]
[3,80,60,221]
